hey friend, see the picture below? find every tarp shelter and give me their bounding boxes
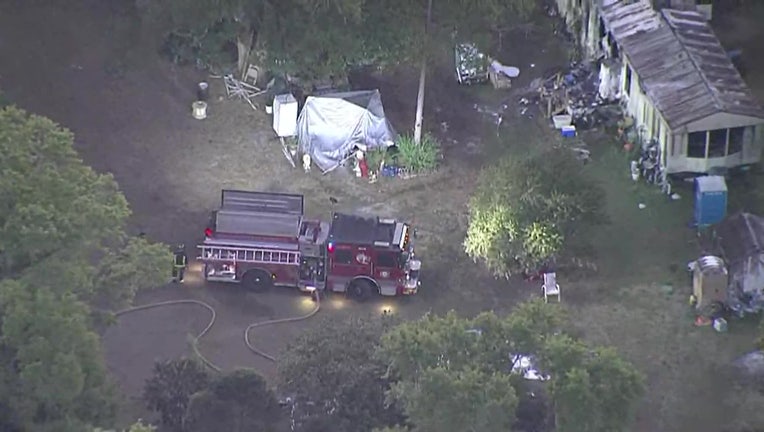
[716,212,764,314]
[297,90,396,173]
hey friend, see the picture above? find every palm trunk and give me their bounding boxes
[413,59,427,144]
[413,0,433,144]
[236,29,255,78]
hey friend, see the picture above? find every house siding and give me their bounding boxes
[556,0,764,175]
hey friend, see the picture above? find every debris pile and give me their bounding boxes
[223,74,266,110]
[521,62,622,130]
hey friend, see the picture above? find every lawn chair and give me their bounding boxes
[542,272,561,303]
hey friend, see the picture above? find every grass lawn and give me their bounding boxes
[558,131,762,432]
[473,102,764,430]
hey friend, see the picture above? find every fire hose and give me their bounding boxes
[244,293,321,362]
[115,300,221,372]
[114,293,321,372]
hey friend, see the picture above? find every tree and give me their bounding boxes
[390,366,518,432]
[540,336,645,432]
[0,106,172,304]
[185,369,284,432]
[0,106,171,431]
[143,358,210,432]
[278,314,403,432]
[378,300,643,432]
[144,0,538,81]
[464,150,606,277]
[0,281,117,432]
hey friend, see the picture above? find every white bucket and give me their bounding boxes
[192,101,207,120]
[265,105,273,114]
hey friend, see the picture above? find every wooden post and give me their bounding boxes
[413,0,434,145]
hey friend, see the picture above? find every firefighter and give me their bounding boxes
[172,244,188,283]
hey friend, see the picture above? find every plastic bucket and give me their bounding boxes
[197,82,209,101]
[192,101,207,120]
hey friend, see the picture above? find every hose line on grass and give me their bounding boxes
[244,294,321,363]
[115,300,221,372]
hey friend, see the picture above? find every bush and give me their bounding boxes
[464,150,606,277]
[160,20,237,71]
[396,133,441,173]
[365,148,388,173]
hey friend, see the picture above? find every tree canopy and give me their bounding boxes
[278,314,404,432]
[185,369,283,432]
[143,358,211,432]
[144,0,538,79]
[0,106,171,431]
[144,361,283,432]
[464,150,606,277]
[378,300,645,432]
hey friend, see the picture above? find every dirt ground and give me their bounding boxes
[3,0,764,431]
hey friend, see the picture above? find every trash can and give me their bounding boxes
[197,82,209,102]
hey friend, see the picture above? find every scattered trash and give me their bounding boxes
[671,193,681,200]
[474,104,503,125]
[455,43,489,85]
[222,74,267,110]
[513,62,622,128]
[638,203,647,209]
[713,317,728,332]
[630,161,640,181]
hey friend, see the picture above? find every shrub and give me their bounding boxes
[365,148,388,173]
[464,150,606,276]
[396,133,441,173]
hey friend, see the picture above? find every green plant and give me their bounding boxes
[366,148,388,172]
[396,133,440,173]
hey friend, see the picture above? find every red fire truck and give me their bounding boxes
[197,190,422,301]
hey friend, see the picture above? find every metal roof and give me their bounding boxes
[328,213,396,246]
[599,0,764,129]
[215,209,301,238]
[220,190,303,216]
[717,212,764,265]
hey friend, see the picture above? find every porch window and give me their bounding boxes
[728,127,745,155]
[687,131,707,158]
[708,129,727,157]
[686,127,749,159]
[624,65,632,96]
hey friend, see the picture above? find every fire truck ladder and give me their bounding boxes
[199,245,300,265]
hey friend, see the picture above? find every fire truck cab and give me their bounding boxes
[327,212,421,300]
[197,190,421,301]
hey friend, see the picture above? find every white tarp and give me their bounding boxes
[296,90,396,173]
[489,60,520,78]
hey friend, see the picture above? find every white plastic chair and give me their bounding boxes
[542,272,561,303]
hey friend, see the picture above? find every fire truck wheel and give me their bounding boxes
[348,279,374,302]
[242,269,272,292]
